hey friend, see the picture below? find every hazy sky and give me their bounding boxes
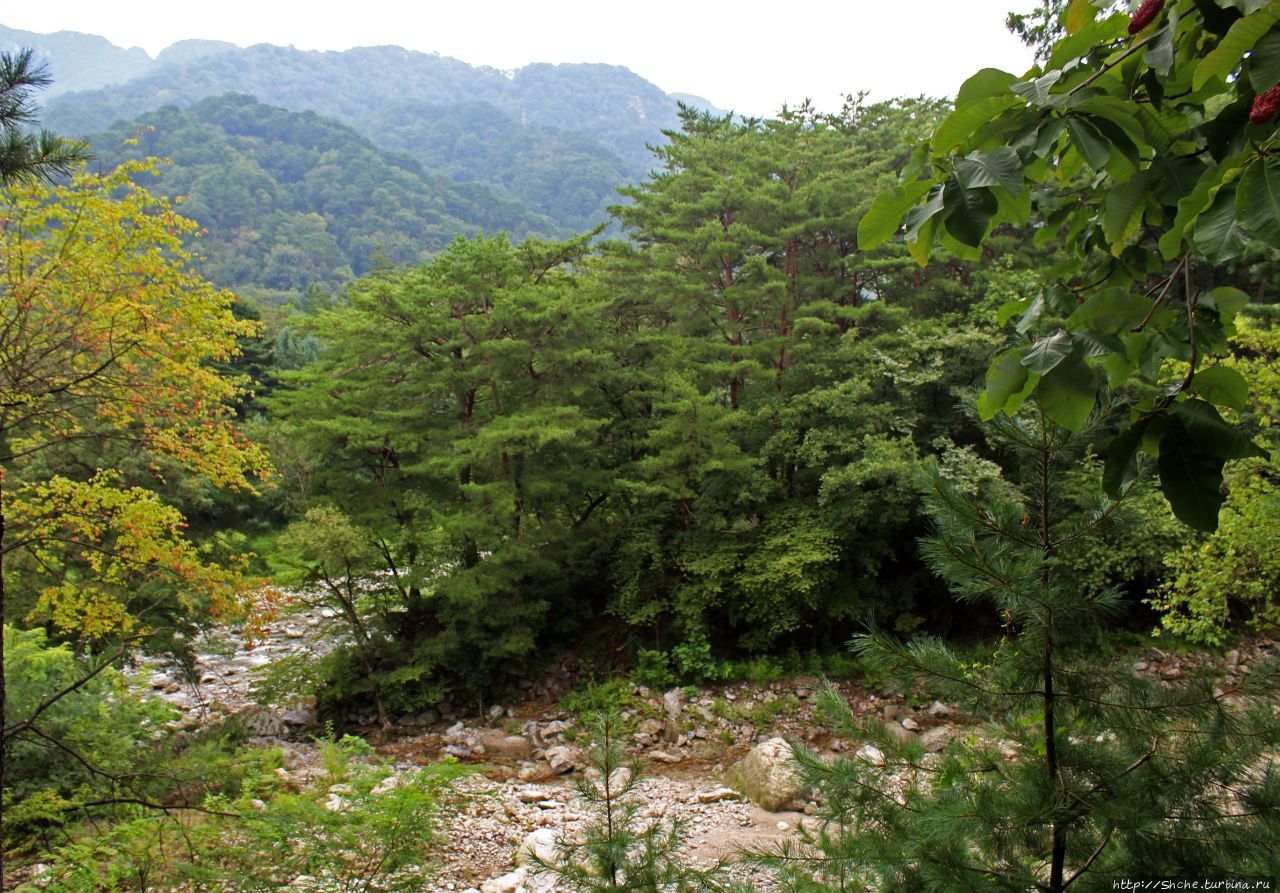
[5,1,1037,116]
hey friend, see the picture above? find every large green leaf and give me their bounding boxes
[955,68,1017,106]
[907,215,937,266]
[1013,70,1065,107]
[1101,172,1150,255]
[954,148,1024,195]
[1237,157,1280,247]
[1144,14,1178,76]
[1159,159,1231,259]
[1036,355,1096,430]
[1200,286,1250,323]
[978,349,1036,420]
[1066,117,1112,170]
[1065,0,1096,34]
[857,180,937,249]
[941,174,996,247]
[1149,154,1208,206]
[1193,182,1253,263]
[1157,423,1225,532]
[1247,30,1280,91]
[1021,329,1074,375]
[1050,13,1130,69]
[1192,365,1250,410]
[1194,5,1280,89]
[933,96,1022,153]
[1103,422,1147,497]
[903,183,946,243]
[1066,287,1152,335]
[1171,399,1268,460]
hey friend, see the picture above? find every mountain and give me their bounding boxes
[89,94,556,304]
[0,24,152,97]
[358,99,632,232]
[42,41,680,172]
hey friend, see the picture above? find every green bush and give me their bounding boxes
[34,758,465,892]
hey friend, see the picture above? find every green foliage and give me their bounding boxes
[1151,459,1280,643]
[1148,314,1280,642]
[1,627,175,846]
[563,679,636,723]
[35,758,464,892]
[868,0,1280,531]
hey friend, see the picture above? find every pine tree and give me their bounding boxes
[531,709,725,892]
[752,406,1280,892]
[0,49,90,185]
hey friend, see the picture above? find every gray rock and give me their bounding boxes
[544,744,582,774]
[515,827,560,867]
[479,730,534,759]
[724,737,807,811]
[856,743,886,765]
[882,720,915,742]
[697,786,741,803]
[927,700,953,718]
[663,688,685,722]
[920,724,954,753]
[901,716,920,732]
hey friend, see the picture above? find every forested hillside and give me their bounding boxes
[88,94,556,304]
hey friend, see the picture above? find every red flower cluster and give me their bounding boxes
[1251,85,1280,126]
[1128,0,1165,34]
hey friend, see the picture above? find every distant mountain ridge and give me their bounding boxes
[0,24,152,96]
[35,36,689,173]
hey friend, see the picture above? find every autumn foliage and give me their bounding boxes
[0,158,272,638]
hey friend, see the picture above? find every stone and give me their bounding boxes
[927,700,953,718]
[371,774,402,796]
[479,730,534,759]
[882,720,915,743]
[697,786,741,803]
[723,737,807,811]
[900,716,920,732]
[488,704,505,722]
[514,827,561,868]
[638,717,664,737]
[480,868,528,893]
[883,703,902,722]
[280,702,316,727]
[650,750,683,763]
[322,793,348,813]
[919,725,954,753]
[856,743,886,765]
[274,767,300,792]
[663,687,684,722]
[544,744,582,774]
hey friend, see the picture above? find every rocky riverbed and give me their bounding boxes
[123,599,1276,891]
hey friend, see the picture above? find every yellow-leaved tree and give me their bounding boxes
[0,158,271,870]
